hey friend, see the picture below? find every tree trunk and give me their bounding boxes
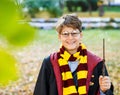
[87,0,92,16]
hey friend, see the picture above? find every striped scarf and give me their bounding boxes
[57,43,88,95]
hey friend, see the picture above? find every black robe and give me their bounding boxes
[34,51,114,95]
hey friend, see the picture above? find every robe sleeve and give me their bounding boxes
[33,56,58,95]
[97,61,114,95]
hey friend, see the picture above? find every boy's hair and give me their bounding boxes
[56,14,82,33]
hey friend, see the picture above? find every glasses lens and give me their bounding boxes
[61,30,80,37]
[71,32,79,37]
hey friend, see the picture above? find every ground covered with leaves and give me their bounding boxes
[0,29,120,95]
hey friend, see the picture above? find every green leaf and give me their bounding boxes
[0,0,18,33]
[0,48,19,86]
[7,23,35,46]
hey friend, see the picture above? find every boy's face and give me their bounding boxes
[58,26,82,54]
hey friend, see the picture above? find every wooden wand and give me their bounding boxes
[102,38,105,76]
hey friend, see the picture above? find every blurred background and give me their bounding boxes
[0,0,120,95]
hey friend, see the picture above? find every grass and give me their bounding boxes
[36,28,120,94]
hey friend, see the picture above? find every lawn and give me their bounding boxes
[0,28,120,94]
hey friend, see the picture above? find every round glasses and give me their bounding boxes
[61,30,80,37]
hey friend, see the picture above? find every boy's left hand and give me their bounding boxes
[99,75,111,92]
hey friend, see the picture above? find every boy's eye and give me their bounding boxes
[62,33,69,35]
[61,29,80,37]
[71,33,77,35]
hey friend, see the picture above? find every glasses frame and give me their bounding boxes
[60,29,80,37]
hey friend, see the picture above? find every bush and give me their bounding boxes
[22,0,63,18]
[65,0,98,12]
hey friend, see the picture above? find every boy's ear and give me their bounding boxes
[58,33,61,39]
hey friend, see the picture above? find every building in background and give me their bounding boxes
[104,0,120,5]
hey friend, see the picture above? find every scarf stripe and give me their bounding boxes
[77,64,88,70]
[78,86,86,94]
[69,94,79,95]
[77,71,88,79]
[58,58,68,66]
[63,79,74,87]
[60,65,70,73]
[79,56,87,63]
[78,79,87,86]
[63,78,87,87]
[60,63,87,73]
[58,43,88,95]
[63,86,77,95]
[62,72,73,80]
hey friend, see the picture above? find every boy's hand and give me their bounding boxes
[99,75,111,92]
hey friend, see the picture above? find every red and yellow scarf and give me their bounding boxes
[57,43,88,95]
